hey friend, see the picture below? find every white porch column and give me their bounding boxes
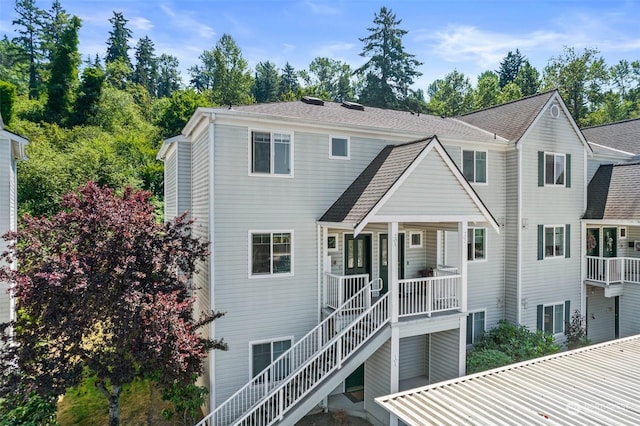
[458,221,468,312]
[389,221,400,426]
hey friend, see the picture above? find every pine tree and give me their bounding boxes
[105,11,132,68]
[41,0,68,62]
[355,6,422,109]
[497,49,524,88]
[252,61,279,103]
[156,54,181,98]
[133,36,157,96]
[279,62,299,99]
[73,65,105,126]
[45,15,81,124]
[12,0,47,99]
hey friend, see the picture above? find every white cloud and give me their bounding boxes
[128,16,154,32]
[304,1,341,16]
[160,4,215,39]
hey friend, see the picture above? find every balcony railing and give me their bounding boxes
[586,256,640,285]
[398,273,461,317]
[325,273,370,309]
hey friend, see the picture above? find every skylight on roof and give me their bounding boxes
[301,96,324,106]
[342,101,364,111]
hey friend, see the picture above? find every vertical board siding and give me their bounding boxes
[399,335,427,380]
[518,108,584,331]
[163,148,177,220]
[177,141,192,216]
[0,140,11,324]
[429,329,460,384]
[585,286,615,344]
[211,124,392,402]
[364,340,391,426]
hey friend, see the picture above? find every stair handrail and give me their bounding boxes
[234,292,390,426]
[197,278,382,426]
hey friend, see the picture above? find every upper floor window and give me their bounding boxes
[251,231,292,276]
[539,151,570,187]
[467,227,486,261]
[409,231,422,248]
[330,136,349,159]
[251,131,292,176]
[544,225,564,258]
[462,150,487,184]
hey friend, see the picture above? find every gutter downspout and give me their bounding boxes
[517,143,523,325]
[208,114,216,411]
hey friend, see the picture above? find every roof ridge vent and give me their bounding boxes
[302,96,324,106]
[342,101,365,111]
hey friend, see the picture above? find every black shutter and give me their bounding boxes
[537,304,544,331]
[564,300,571,329]
[538,225,544,260]
[565,224,571,258]
[538,151,545,187]
[566,154,571,188]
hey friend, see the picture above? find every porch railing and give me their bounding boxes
[325,273,369,309]
[398,274,461,317]
[586,256,640,285]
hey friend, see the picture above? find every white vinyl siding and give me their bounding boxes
[430,329,461,383]
[163,147,177,220]
[399,335,427,381]
[0,139,11,325]
[365,340,391,426]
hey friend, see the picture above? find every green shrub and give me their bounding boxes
[0,80,17,124]
[565,310,590,350]
[466,349,513,374]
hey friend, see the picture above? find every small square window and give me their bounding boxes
[330,136,349,159]
[409,231,422,248]
[619,227,627,239]
[327,234,338,252]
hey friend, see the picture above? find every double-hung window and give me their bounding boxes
[544,225,564,258]
[540,303,565,335]
[251,131,292,175]
[467,228,486,261]
[466,311,486,345]
[251,338,292,380]
[545,153,565,185]
[251,231,292,276]
[462,150,487,183]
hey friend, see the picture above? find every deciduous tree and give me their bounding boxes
[0,183,227,426]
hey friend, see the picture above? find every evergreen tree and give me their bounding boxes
[210,34,253,106]
[73,65,105,126]
[278,62,299,99]
[133,36,157,97]
[497,49,524,88]
[355,6,422,109]
[307,57,353,102]
[513,60,540,96]
[0,36,28,93]
[252,61,279,103]
[12,0,47,99]
[105,12,132,69]
[45,15,80,124]
[41,0,68,62]
[156,54,181,98]
[0,80,17,124]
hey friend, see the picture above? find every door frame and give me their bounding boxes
[343,233,373,277]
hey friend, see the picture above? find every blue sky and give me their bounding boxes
[1,0,640,90]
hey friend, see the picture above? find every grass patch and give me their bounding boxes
[57,376,181,425]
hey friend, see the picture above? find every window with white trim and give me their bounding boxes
[251,338,292,380]
[544,225,564,258]
[544,153,565,186]
[251,232,292,276]
[467,228,486,261]
[466,311,485,345]
[327,233,338,252]
[330,136,349,159]
[543,303,564,334]
[251,131,292,175]
[409,231,422,248]
[462,150,487,183]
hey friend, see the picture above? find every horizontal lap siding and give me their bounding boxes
[212,124,390,402]
[429,329,460,384]
[177,142,192,216]
[364,340,391,426]
[0,140,11,324]
[163,148,177,220]
[505,148,519,323]
[378,153,482,217]
[586,286,615,344]
[620,284,640,338]
[519,108,584,331]
[399,335,426,380]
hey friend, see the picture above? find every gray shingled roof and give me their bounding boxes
[319,137,434,225]
[582,118,640,155]
[214,101,494,140]
[584,162,640,220]
[455,90,556,141]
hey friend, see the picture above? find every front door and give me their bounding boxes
[344,234,371,277]
[379,233,405,295]
[586,228,600,257]
[603,227,617,258]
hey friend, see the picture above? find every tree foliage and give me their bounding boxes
[497,49,524,88]
[0,183,227,426]
[133,36,158,97]
[0,80,17,124]
[356,6,422,109]
[427,70,473,116]
[11,0,47,99]
[252,61,279,103]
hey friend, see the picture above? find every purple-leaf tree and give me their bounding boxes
[0,182,226,426]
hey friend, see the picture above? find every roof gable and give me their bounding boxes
[319,137,499,233]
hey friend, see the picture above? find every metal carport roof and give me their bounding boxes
[376,335,640,425]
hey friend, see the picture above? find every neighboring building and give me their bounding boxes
[0,115,27,326]
[157,91,638,426]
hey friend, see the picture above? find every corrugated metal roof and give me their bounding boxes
[376,335,640,425]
